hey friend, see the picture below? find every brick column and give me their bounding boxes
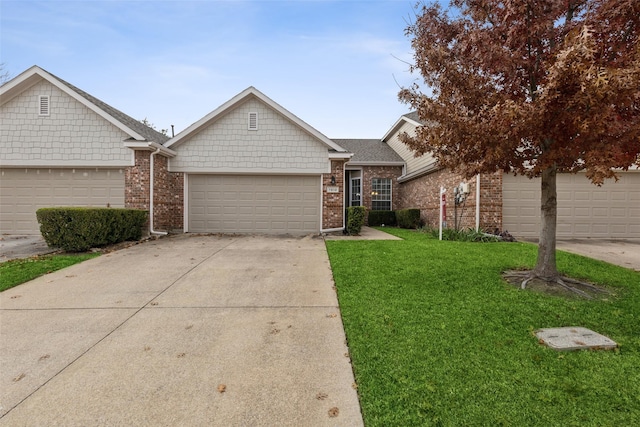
[322,160,347,230]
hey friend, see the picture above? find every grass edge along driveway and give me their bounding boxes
[326,228,640,427]
[0,253,100,292]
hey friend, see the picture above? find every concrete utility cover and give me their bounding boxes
[535,327,617,351]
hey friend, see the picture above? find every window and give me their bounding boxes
[248,112,258,130]
[371,178,392,211]
[38,95,50,116]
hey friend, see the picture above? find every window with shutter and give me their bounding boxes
[248,112,258,130]
[38,95,50,116]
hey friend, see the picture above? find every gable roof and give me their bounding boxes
[165,86,350,157]
[0,65,170,145]
[381,111,424,142]
[332,139,404,165]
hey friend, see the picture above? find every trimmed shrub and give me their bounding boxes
[368,210,397,227]
[36,207,148,252]
[346,206,367,235]
[396,208,422,229]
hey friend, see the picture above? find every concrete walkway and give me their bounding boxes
[323,226,401,241]
[0,234,363,426]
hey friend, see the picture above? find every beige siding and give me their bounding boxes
[385,121,436,175]
[0,168,125,234]
[503,172,640,239]
[188,174,320,234]
[0,80,132,167]
[170,99,329,173]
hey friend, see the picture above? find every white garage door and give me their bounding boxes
[503,172,640,239]
[188,175,320,234]
[0,168,125,235]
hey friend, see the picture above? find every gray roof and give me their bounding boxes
[332,139,404,163]
[403,111,424,124]
[50,70,170,144]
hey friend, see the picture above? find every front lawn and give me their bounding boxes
[326,228,640,426]
[0,253,100,292]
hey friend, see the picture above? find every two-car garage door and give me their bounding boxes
[503,172,640,239]
[0,168,125,235]
[188,175,321,234]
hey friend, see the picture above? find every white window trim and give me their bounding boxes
[38,95,50,116]
[248,112,258,130]
[371,177,392,211]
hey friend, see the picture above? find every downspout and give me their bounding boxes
[475,174,481,231]
[149,146,168,236]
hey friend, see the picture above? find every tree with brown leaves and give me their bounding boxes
[400,0,640,293]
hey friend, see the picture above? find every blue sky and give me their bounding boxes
[1,0,421,138]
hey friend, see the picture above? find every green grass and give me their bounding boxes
[0,253,100,292]
[326,228,640,426]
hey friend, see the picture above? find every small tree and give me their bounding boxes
[140,117,168,136]
[400,0,640,292]
[0,63,11,86]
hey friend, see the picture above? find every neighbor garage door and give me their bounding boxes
[503,172,640,239]
[0,168,125,235]
[188,175,320,234]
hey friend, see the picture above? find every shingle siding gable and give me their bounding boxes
[0,80,132,166]
[169,98,329,173]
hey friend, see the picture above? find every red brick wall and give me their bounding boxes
[397,169,503,231]
[322,160,346,230]
[479,172,502,232]
[125,150,184,233]
[125,151,151,211]
[360,166,404,213]
[152,155,184,231]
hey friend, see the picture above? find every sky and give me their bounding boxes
[1,0,424,138]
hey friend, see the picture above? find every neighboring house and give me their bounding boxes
[1,66,637,239]
[383,113,640,239]
[0,66,176,235]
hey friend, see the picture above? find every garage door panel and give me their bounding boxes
[503,172,640,239]
[188,174,320,234]
[0,168,125,235]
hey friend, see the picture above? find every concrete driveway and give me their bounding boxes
[556,239,640,272]
[0,234,363,426]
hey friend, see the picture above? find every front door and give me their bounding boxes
[350,177,361,207]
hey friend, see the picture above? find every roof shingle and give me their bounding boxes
[332,139,404,163]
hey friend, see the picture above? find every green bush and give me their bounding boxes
[368,210,397,227]
[346,206,367,235]
[396,208,422,229]
[36,207,148,252]
[422,227,501,242]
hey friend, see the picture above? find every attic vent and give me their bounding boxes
[38,95,50,116]
[248,112,258,130]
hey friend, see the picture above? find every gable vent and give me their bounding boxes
[248,112,258,130]
[38,95,50,116]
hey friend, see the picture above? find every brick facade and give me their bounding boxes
[322,160,347,230]
[152,155,184,231]
[125,150,184,234]
[360,166,404,212]
[397,169,503,231]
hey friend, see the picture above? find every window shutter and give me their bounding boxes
[248,112,258,130]
[38,95,50,116]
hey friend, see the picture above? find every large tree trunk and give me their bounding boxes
[534,164,559,278]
